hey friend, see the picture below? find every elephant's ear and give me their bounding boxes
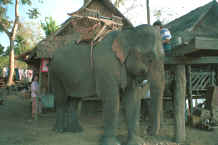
[112,33,130,64]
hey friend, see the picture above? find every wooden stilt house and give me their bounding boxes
[163,1,218,141]
[164,0,218,127]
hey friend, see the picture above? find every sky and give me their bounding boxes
[0,0,217,49]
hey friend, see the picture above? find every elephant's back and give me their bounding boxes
[50,41,96,97]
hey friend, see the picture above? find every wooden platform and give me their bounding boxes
[165,56,218,65]
[171,37,218,57]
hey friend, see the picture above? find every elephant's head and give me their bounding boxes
[112,24,164,78]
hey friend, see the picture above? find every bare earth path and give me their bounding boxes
[0,94,218,145]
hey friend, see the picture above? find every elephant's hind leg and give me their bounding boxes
[55,97,83,133]
[64,98,83,132]
[53,78,82,133]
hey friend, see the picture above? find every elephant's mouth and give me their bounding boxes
[137,70,147,78]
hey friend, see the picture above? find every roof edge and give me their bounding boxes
[68,0,133,27]
[189,1,217,32]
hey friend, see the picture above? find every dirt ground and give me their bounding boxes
[0,94,218,145]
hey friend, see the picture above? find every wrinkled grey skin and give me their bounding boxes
[49,24,165,145]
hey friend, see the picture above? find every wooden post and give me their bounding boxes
[214,64,218,86]
[35,62,42,121]
[186,65,193,124]
[77,99,83,118]
[39,60,42,93]
[146,0,151,25]
[47,71,50,93]
[211,71,215,86]
[174,65,186,143]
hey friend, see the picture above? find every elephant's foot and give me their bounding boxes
[53,119,83,133]
[53,124,64,133]
[53,124,83,133]
[64,124,83,133]
[126,136,145,145]
[147,126,159,136]
[100,136,121,145]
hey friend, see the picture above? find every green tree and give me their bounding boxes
[0,44,4,55]
[0,0,41,86]
[0,56,27,69]
[4,46,10,56]
[15,21,43,55]
[41,17,59,37]
[14,35,28,55]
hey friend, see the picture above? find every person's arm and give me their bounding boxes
[163,39,170,43]
[31,83,35,93]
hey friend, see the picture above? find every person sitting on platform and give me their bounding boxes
[153,20,172,55]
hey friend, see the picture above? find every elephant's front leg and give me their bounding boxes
[124,85,145,145]
[55,104,67,132]
[100,92,120,145]
[148,61,165,136]
[96,78,120,145]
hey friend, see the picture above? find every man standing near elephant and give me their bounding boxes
[153,20,172,55]
[31,75,42,119]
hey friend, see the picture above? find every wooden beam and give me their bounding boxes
[77,99,83,118]
[71,15,123,26]
[165,56,218,65]
[171,41,195,56]
[174,65,186,143]
[195,37,218,50]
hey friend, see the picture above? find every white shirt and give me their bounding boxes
[31,81,39,98]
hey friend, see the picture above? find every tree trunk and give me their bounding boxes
[7,0,19,86]
[7,39,15,86]
[146,0,150,25]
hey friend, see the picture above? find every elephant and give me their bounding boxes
[49,24,165,145]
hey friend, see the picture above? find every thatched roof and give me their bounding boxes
[15,50,32,61]
[166,0,218,48]
[25,0,133,60]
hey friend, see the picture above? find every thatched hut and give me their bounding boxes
[18,0,133,95]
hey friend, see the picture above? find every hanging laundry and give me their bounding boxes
[18,69,23,80]
[2,67,7,78]
[15,68,19,81]
[27,70,33,82]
